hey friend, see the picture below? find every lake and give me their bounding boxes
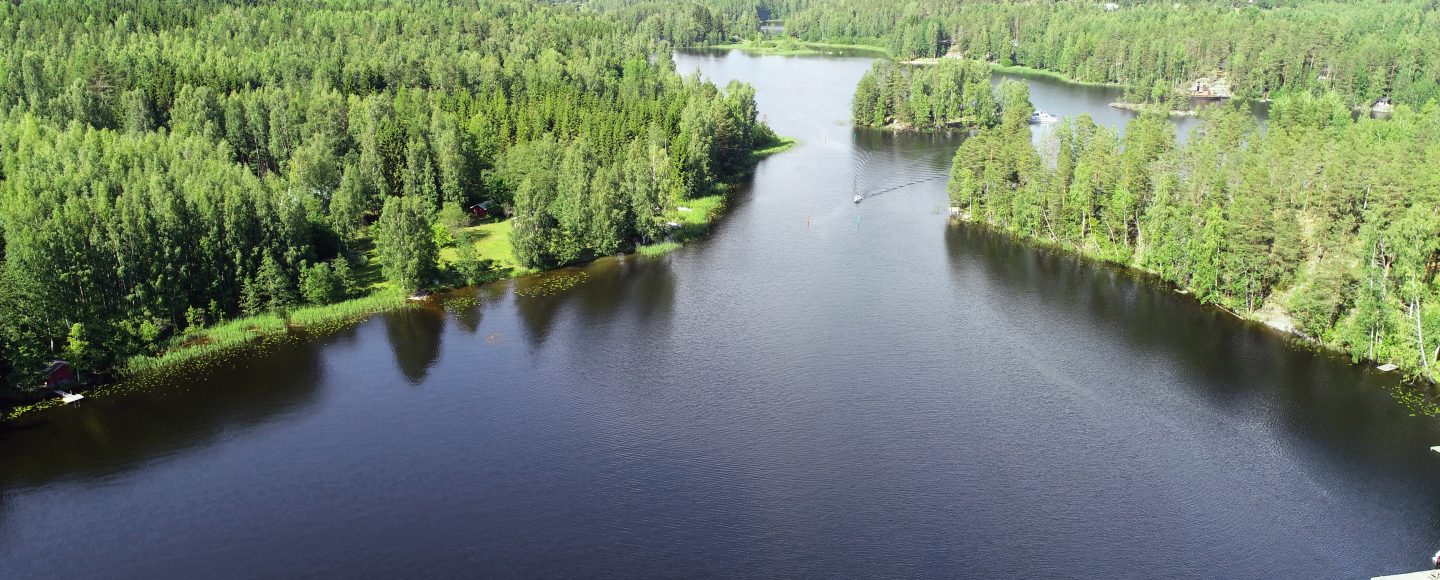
[1,49,1435,579]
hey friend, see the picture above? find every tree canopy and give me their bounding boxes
[948,95,1440,380]
[658,0,1440,107]
[852,60,1000,131]
[0,0,775,392]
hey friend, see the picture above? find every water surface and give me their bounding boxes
[990,67,1269,144]
[1,49,1436,579]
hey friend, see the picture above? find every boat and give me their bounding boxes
[853,193,864,203]
[1030,110,1059,125]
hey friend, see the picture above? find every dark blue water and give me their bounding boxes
[1,50,1436,579]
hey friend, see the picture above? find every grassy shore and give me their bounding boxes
[637,137,797,256]
[439,218,533,276]
[753,137,799,157]
[637,193,725,256]
[2,288,411,421]
[987,63,1129,88]
[110,218,528,395]
[125,288,410,375]
[148,136,798,373]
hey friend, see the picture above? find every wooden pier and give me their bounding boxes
[1375,453,1440,579]
[1373,570,1440,580]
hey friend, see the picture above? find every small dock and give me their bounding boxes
[54,390,84,404]
[1373,570,1440,580]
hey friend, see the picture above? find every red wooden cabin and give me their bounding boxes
[45,360,76,388]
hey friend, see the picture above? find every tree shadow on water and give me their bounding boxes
[446,289,484,334]
[0,336,327,489]
[511,256,679,352]
[943,223,1440,471]
[382,306,445,384]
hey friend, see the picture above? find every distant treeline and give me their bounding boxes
[0,0,774,390]
[640,0,1440,107]
[593,0,776,45]
[851,60,1004,131]
[948,90,1440,380]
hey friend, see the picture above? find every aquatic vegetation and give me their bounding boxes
[514,272,589,298]
[1391,382,1440,417]
[3,398,63,422]
[121,290,406,378]
[286,290,410,332]
[123,316,284,375]
[444,296,481,311]
[637,242,682,256]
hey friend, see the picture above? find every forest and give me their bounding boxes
[946,89,1440,382]
[850,59,1001,131]
[661,0,1440,108]
[5,0,1439,393]
[0,0,776,393]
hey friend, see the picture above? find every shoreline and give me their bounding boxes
[903,55,1131,89]
[715,42,1149,95]
[988,63,1129,89]
[2,136,799,424]
[707,41,889,57]
[858,120,975,134]
[948,213,1439,404]
[2,290,413,422]
[637,137,797,256]
[1108,102,1198,116]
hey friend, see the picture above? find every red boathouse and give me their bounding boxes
[44,360,76,389]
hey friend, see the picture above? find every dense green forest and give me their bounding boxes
[6,0,1438,396]
[594,0,778,45]
[850,60,1001,130]
[670,0,1440,107]
[0,0,776,393]
[947,92,1440,380]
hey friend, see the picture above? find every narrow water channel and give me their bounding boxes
[0,50,1435,578]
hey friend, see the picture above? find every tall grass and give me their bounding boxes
[637,241,682,256]
[124,289,407,375]
[287,288,408,330]
[124,313,286,374]
[750,137,798,159]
